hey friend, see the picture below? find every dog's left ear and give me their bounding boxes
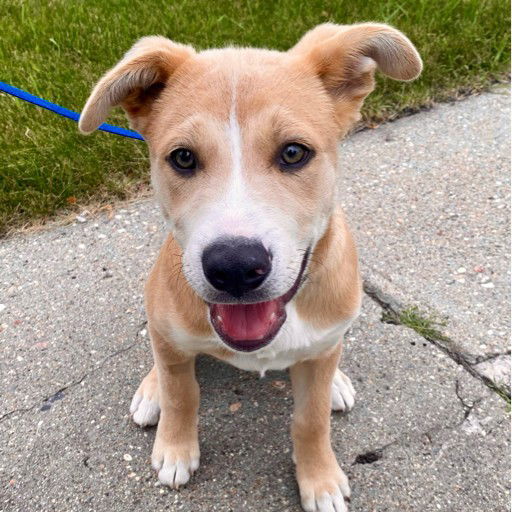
[290,23,422,131]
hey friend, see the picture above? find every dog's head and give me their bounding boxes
[80,23,421,352]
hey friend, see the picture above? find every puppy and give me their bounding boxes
[79,23,421,512]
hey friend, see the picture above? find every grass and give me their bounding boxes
[383,305,512,406]
[1,0,509,234]
[490,384,512,411]
[382,306,450,343]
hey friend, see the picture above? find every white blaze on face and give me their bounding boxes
[226,88,244,208]
[219,80,258,238]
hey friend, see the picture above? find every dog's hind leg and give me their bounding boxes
[330,368,356,412]
[130,365,160,427]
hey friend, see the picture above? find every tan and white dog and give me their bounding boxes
[79,23,421,512]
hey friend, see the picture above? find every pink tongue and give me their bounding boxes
[214,300,280,340]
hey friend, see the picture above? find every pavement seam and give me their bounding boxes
[363,279,511,402]
[0,321,146,424]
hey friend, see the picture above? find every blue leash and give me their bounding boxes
[0,81,144,141]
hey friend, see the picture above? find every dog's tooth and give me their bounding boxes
[270,313,276,321]
[216,315,222,323]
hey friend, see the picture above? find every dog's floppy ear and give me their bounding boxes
[79,36,195,135]
[290,23,422,130]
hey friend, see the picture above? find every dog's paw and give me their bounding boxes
[297,462,350,512]
[302,489,348,512]
[130,367,160,427]
[152,431,200,488]
[331,369,355,412]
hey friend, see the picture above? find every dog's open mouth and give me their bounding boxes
[209,249,310,352]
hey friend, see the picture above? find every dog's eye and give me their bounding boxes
[167,148,197,175]
[279,143,311,170]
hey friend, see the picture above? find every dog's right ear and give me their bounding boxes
[79,36,195,135]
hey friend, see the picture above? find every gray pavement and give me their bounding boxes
[1,89,510,512]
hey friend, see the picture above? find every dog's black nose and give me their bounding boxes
[202,238,271,298]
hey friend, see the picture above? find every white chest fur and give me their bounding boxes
[169,302,358,375]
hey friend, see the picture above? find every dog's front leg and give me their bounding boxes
[150,326,200,488]
[290,342,350,512]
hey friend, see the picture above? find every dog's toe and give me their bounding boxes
[156,457,199,488]
[331,369,356,412]
[299,466,350,512]
[300,478,350,512]
[317,490,348,512]
[152,441,200,489]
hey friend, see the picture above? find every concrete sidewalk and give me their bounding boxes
[0,89,510,512]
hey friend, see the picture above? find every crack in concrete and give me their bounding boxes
[353,381,488,467]
[363,279,511,401]
[454,379,481,422]
[0,320,146,424]
[472,351,512,364]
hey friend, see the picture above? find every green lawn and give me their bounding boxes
[1,0,509,235]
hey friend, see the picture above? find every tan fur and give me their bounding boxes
[296,209,362,328]
[145,235,212,339]
[80,22,421,510]
[291,23,422,134]
[138,363,158,396]
[79,37,195,134]
[290,343,350,507]
[150,326,200,481]
[137,50,341,235]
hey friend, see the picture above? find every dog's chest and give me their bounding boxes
[171,303,356,374]
[228,305,355,373]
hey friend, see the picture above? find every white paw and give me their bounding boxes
[331,369,356,412]
[302,489,348,512]
[300,470,350,512]
[130,367,160,427]
[152,440,200,488]
[130,393,160,426]
[297,455,351,512]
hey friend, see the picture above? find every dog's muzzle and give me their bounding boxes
[205,245,310,352]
